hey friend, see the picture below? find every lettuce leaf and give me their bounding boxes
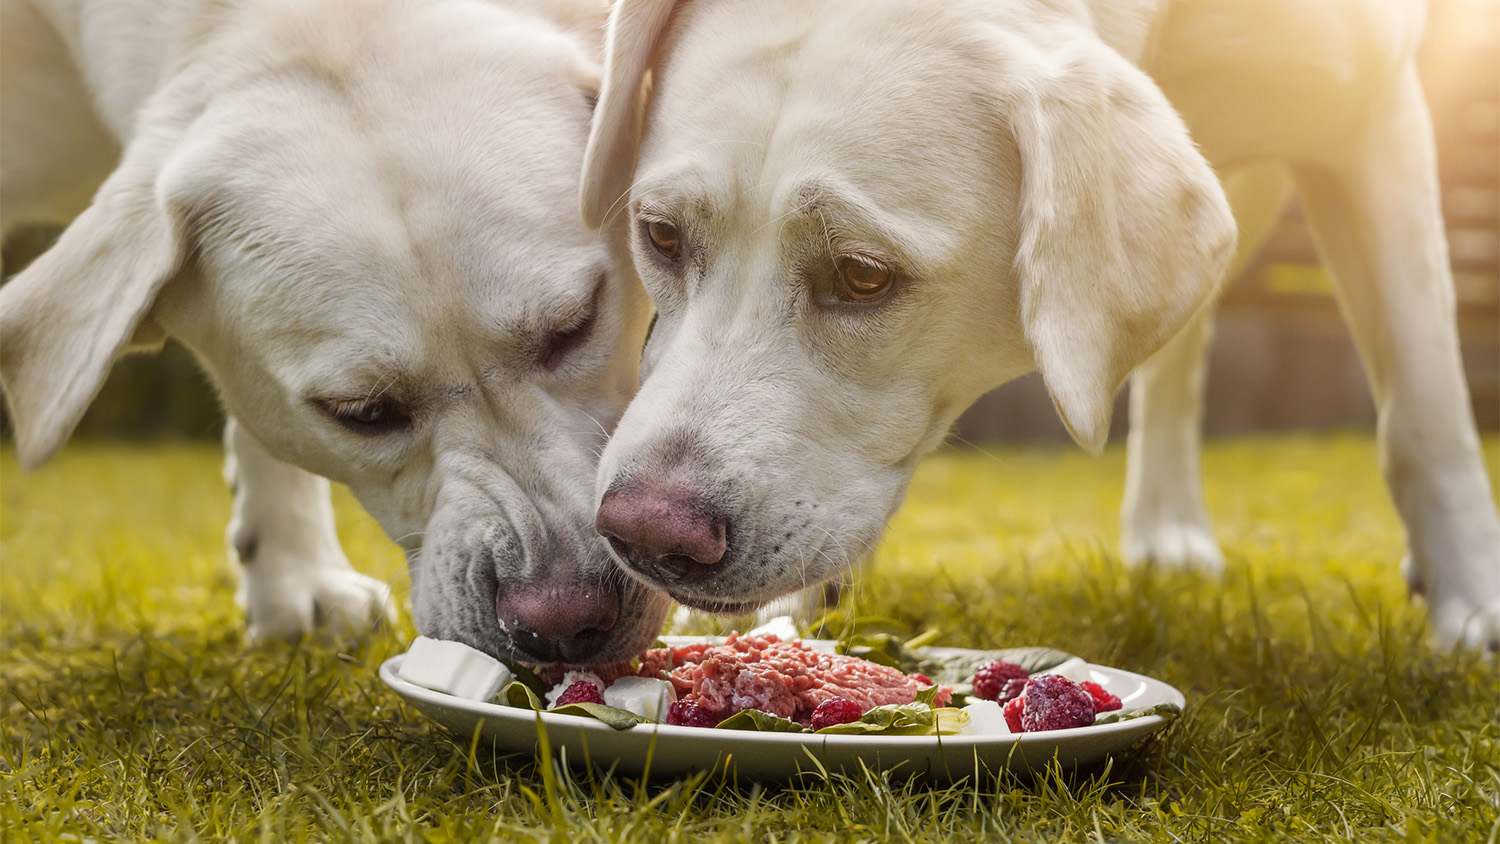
[498,681,644,731]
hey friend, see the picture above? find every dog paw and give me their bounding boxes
[1121,522,1225,572]
[1427,595,1500,652]
[242,566,397,642]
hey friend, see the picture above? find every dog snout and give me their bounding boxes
[596,478,727,583]
[496,580,620,663]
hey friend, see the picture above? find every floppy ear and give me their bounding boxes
[0,129,190,469]
[579,0,686,229]
[1007,38,1236,453]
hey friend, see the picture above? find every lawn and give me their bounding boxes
[2,433,1498,842]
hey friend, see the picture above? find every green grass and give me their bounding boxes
[3,433,1498,842]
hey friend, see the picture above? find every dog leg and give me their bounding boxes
[1122,163,1291,571]
[224,419,396,641]
[1293,66,1500,649]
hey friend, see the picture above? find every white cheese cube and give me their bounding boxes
[399,636,512,700]
[603,676,677,721]
[544,670,606,708]
[961,699,1011,735]
[1039,657,1093,684]
[745,614,800,641]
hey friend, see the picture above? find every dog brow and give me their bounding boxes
[783,182,924,270]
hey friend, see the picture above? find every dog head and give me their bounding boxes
[0,0,671,665]
[580,0,1235,612]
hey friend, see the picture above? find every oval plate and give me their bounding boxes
[380,638,1186,781]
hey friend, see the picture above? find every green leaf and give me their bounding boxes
[1093,702,1183,725]
[548,702,645,730]
[713,710,808,733]
[914,684,941,708]
[501,661,548,697]
[498,681,644,731]
[814,703,969,737]
[503,681,545,710]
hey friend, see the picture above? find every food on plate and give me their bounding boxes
[997,677,1028,704]
[1015,673,1096,732]
[395,628,1180,737]
[960,699,1011,735]
[1081,680,1123,712]
[664,699,723,728]
[971,660,1029,701]
[809,697,865,730]
[602,676,676,721]
[638,632,952,727]
[553,679,606,707]
[398,636,512,700]
[543,670,605,708]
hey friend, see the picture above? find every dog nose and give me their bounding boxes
[596,480,727,581]
[497,580,620,663]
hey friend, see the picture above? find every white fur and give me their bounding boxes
[581,0,1500,648]
[2,0,672,659]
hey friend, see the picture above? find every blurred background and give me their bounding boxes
[1,0,1496,445]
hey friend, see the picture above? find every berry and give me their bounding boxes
[972,660,1030,701]
[997,677,1029,704]
[665,700,723,728]
[1002,696,1025,733]
[810,697,864,730]
[1019,675,1096,732]
[1080,681,1122,712]
[553,680,604,707]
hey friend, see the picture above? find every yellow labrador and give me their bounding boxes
[1,0,671,667]
[581,0,1499,648]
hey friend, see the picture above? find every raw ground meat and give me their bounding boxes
[636,632,951,726]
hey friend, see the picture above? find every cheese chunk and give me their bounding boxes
[1039,657,1093,684]
[960,699,1011,735]
[399,636,512,701]
[603,676,677,721]
[745,614,800,641]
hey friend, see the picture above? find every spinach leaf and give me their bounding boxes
[714,710,807,733]
[498,681,644,731]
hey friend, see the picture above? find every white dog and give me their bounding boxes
[580,0,1500,648]
[0,0,672,666]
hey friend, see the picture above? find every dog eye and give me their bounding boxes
[644,219,682,261]
[318,398,412,435]
[540,308,597,371]
[834,256,895,302]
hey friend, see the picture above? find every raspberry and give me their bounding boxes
[996,677,1029,704]
[810,697,864,730]
[1002,696,1024,733]
[1019,674,1096,732]
[665,700,723,728]
[972,660,1030,701]
[553,680,604,707]
[1080,681,1122,712]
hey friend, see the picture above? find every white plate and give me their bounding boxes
[380,638,1186,781]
